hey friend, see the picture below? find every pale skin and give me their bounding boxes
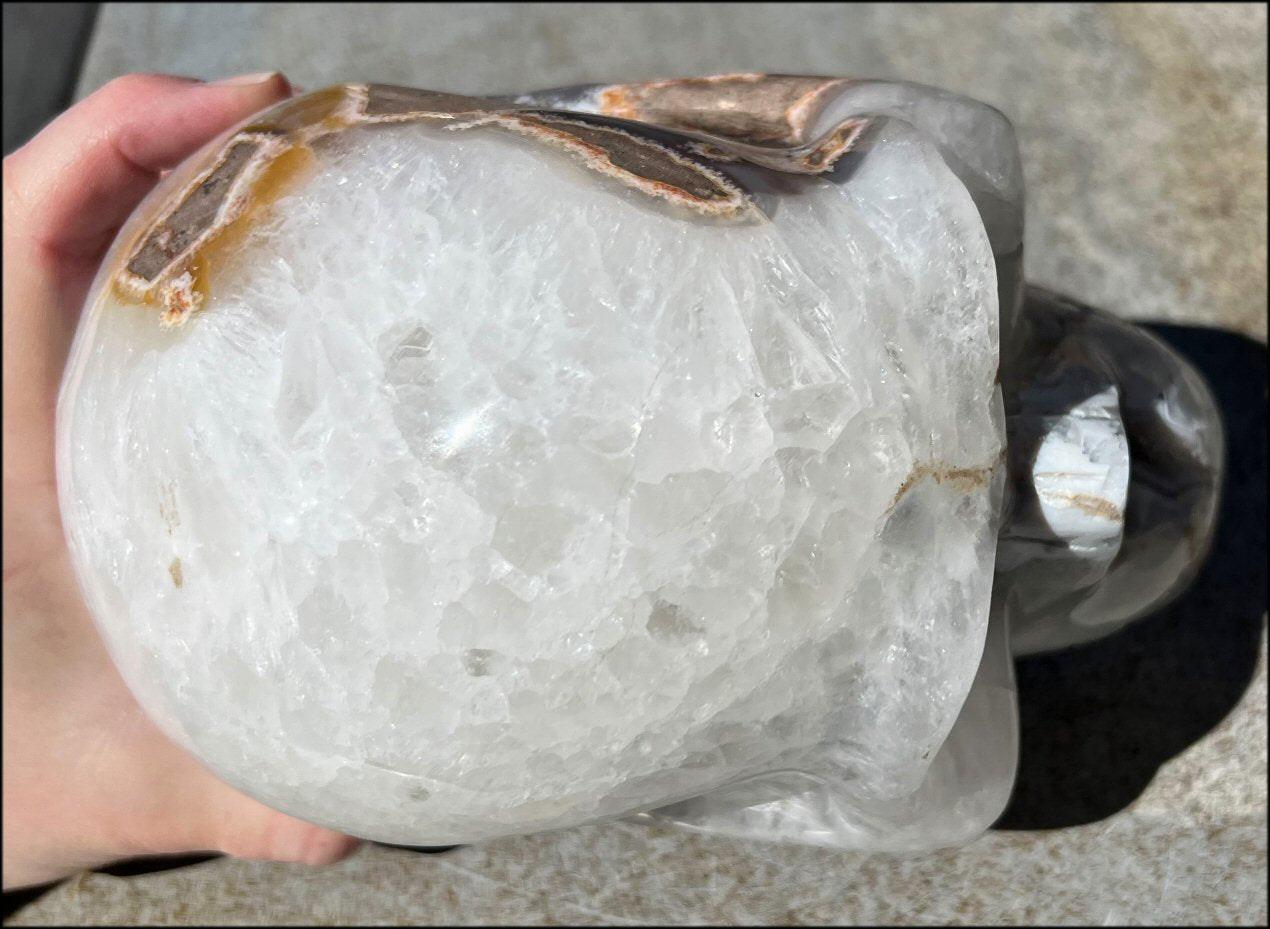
[2,72,362,892]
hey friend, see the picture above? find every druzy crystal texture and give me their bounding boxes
[56,76,1220,851]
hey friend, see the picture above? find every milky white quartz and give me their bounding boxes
[57,115,1002,845]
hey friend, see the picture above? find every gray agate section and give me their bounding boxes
[1001,287,1224,655]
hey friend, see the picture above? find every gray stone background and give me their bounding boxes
[4,3,1267,925]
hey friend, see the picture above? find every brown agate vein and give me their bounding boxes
[354,86,748,212]
[489,114,747,214]
[595,73,868,175]
[598,73,848,145]
[117,83,758,325]
[125,138,265,282]
[359,85,496,121]
[117,76,863,326]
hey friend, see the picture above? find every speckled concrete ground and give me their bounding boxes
[9,3,1266,925]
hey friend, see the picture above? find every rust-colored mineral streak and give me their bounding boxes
[595,73,868,174]
[115,76,870,326]
[597,73,851,146]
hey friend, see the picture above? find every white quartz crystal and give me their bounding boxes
[58,116,1002,844]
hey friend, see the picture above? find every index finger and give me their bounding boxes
[1,72,291,489]
[5,71,292,260]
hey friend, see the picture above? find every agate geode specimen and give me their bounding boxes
[56,75,1220,851]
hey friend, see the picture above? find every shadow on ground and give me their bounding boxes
[996,322,1267,830]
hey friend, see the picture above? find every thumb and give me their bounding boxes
[2,72,291,489]
[152,750,363,867]
[204,788,365,867]
[6,72,293,261]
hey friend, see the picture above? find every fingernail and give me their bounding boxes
[212,71,285,87]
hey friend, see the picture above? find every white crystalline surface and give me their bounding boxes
[57,118,1002,844]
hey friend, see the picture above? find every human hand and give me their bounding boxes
[2,72,362,891]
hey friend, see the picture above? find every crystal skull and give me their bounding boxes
[55,75,1220,851]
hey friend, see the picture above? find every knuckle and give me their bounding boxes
[94,73,182,107]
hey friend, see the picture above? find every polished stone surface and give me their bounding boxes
[59,107,1003,848]
[11,2,1264,925]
